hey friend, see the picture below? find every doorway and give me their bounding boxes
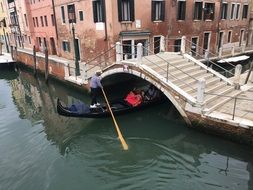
[191,37,198,56]
[74,38,80,61]
[154,36,161,54]
[203,32,211,54]
[50,37,57,55]
[239,30,245,47]
[218,31,224,50]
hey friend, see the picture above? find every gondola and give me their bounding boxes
[57,95,164,118]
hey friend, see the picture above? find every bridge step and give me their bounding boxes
[169,69,209,83]
[204,90,242,114]
[185,78,225,96]
[204,86,235,104]
[147,58,190,70]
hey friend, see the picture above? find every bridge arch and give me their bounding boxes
[101,65,191,125]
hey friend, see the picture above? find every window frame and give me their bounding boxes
[221,2,228,20]
[92,0,105,23]
[79,10,84,21]
[62,41,70,52]
[177,0,186,21]
[118,0,135,22]
[61,6,66,24]
[151,0,165,22]
[242,4,248,19]
[67,4,76,23]
[203,2,215,21]
[193,1,202,20]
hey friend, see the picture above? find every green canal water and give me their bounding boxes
[0,69,252,190]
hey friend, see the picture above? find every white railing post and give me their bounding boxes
[231,46,235,56]
[234,64,242,89]
[116,42,122,64]
[242,44,246,53]
[218,47,222,58]
[81,62,87,82]
[197,78,206,105]
[137,43,143,65]
[250,70,253,83]
[64,63,70,78]
[160,35,165,53]
[180,36,186,54]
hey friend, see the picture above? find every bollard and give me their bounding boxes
[137,43,143,65]
[231,46,235,56]
[234,64,242,89]
[160,35,165,53]
[218,47,222,58]
[33,46,37,76]
[64,64,70,78]
[45,47,49,83]
[116,42,122,64]
[180,36,186,54]
[197,78,206,105]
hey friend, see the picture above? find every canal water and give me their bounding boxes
[0,69,252,190]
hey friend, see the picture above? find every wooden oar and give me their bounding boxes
[101,88,129,150]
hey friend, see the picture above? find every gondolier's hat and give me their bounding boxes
[96,70,102,75]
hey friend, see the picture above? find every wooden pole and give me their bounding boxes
[101,88,128,150]
[45,47,49,83]
[33,46,37,76]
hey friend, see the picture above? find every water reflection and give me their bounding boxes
[1,68,253,190]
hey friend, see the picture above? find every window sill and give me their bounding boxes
[204,19,213,21]
[120,21,133,24]
[153,20,163,23]
[177,20,185,22]
[193,19,201,21]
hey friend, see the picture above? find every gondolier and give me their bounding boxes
[90,70,103,108]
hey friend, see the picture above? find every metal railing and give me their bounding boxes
[204,92,253,120]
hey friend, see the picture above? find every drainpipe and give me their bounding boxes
[103,0,108,41]
[51,0,59,40]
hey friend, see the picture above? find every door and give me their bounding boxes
[191,37,198,56]
[239,30,244,46]
[218,32,224,49]
[74,38,80,61]
[154,36,161,54]
[203,32,210,54]
[50,37,57,55]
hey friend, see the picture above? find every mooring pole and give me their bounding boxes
[45,47,49,83]
[33,45,37,76]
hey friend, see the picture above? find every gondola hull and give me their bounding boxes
[57,97,164,118]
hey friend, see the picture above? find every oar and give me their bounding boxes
[101,88,129,150]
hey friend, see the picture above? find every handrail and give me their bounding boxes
[184,38,236,68]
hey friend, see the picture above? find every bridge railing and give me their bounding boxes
[119,43,198,92]
[183,37,236,78]
[204,92,253,121]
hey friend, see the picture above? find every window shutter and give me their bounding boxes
[151,1,155,21]
[92,1,98,22]
[101,0,105,22]
[117,0,122,22]
[161,1,165,21]
[182,2,186,20]
[130,0,135,21]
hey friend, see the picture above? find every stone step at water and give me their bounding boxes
[204,86,235,104]
[204,90,242,114]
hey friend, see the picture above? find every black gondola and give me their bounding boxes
[57,95,164,118]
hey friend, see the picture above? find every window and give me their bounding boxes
[193,2,202,20]
[51,14,55,26]
[177,0,186,20]
[174,39,181,52]
[28,36,31,44]
[61,6,65,23]
[33,17,35,27]
[67,4,76,23]
[62,41,70,52]
[93,0,105,22]
[24,14,28,26]
[44,16,48,26]
[221,3,228,19]
[235,4,240,19]
[79,11,84,21]
[204,3,215,20]
[242,5,248,19]
[36,17,39,27]
[227,31,232,43]
[40,16,44,27]
[118,0,135,22]
[151,0,165,21]
[191,37,198,56]
[230,3,235,19]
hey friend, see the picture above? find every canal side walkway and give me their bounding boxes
[0,52,15,65]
